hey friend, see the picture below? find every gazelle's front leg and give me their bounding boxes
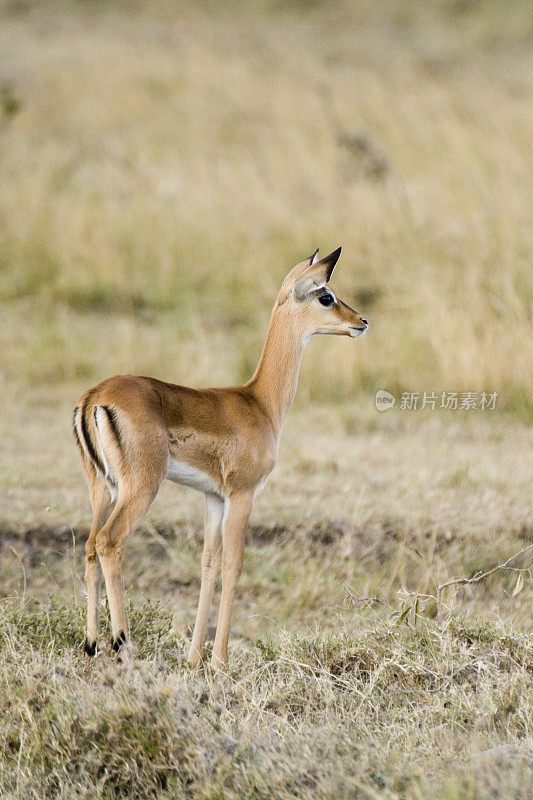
[212,491,253,665]
[188,493,225,666]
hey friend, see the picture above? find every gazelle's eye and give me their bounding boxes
[318,292,334,307]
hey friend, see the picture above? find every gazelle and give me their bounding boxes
[73,247,367,665]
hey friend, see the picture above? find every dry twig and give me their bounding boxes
[345,543,533,626]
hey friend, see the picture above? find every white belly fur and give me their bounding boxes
[166,456,223,496]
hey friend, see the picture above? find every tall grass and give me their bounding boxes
[0,0,531,413]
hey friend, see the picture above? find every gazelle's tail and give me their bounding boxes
[73,400,124,497]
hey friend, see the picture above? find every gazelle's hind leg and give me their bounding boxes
[84,470,115,656]
[96,477,163,658]
[78,402,168,660]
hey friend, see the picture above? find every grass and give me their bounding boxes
[1,1,532,797]
[0,0,532,413]
[0,387,532,797]
[1,386,532,629]
[0,600,531,800]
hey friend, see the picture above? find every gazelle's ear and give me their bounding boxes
[293,247,341,300]
[277,249,319,304]
[281,249,319,288]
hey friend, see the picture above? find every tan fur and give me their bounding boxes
[73,248,367,664]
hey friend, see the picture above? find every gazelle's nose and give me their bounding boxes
[361,318,368,325]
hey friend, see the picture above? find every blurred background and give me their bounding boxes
[1,0,531,414]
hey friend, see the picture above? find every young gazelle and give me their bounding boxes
[73,247,367,664]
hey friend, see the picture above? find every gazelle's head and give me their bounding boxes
[277,247,368,339]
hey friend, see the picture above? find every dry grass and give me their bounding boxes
[0,600,531,799]
[1,1,533,797]
[1,386,532,798]
[0,0,532,411]
[1,385,532,632]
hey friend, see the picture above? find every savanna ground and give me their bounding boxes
[0,1,532,798]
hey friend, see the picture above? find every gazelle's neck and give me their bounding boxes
[246,302,306,435]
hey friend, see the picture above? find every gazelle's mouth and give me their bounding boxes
[348,325,368,338]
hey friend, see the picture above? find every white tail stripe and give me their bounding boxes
[93,406,119,499]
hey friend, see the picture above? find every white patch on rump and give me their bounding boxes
[166,457,223,497]
[94,407,113,479]
[93,406,119,502]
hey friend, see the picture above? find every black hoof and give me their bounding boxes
[84,639,97,657]
[111,630,127,653]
